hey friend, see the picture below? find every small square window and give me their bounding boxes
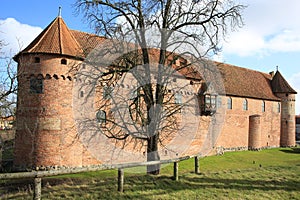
[34,57,40,63]
[61,59,67,65]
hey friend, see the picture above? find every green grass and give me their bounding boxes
[1,148,299,199]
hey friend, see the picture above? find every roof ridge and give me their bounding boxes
[58,17,63,54]
[214,61,272,77]
[70,29,101,37]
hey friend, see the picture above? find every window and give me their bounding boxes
[96,110,106,125]
[227,97,232,109]
[203,94,217,113]
[243,99,248,111]
[34,57,40,63]
[103,86,113,99]
[30,76,43,94]
[175,92,182,104]
[277,102,281,113]
[262,101,265,112]
[61,59,67,65]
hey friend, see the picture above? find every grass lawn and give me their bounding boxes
[1,148,299,199]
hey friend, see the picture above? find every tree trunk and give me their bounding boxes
[146,135,160,175]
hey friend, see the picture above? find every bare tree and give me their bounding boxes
[0,40,17,119]
[0,38,18,171]
[75,0,245,174]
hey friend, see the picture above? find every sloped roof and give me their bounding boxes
[70,30,106,57]
[271,70,297,94]
[16,16,84,59]
[15,16,295,101]
[216,62,280,101]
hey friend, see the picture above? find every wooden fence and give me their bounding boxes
[0,155,201,200]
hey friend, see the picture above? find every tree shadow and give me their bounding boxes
[1,168,299,199]
[280,147,300,154]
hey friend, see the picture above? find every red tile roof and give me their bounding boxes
[16,17,84,59]
[215,62,280,101]
[16,16,296,101]
[70,30,106,57]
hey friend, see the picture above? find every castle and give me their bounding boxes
[13,15,297,170]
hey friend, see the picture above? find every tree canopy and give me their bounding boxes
[75,0,245,174]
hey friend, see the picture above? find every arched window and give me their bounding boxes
[243,99,248,111]
[61,58,67,65]
[277,102,281,113]
[227,97,232,109]
[262,101,265,112]
[96,110,106,124]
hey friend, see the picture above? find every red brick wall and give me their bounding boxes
[14,54,290,170]
[215,96,281,150]
[277,93,296,146]
[14,54,100,170]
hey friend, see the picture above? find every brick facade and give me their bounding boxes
[12,16,297,170]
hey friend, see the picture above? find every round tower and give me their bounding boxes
[13,16,88,170]
[248,115,261,150]
[278,93,296,147]
[271,70,297,147]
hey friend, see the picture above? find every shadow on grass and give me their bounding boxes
[280,147,300,154]
[115,173,299,199]
[1,167,299,199]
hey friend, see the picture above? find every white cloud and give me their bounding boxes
[223,29,265,57]
[222,0,300,57]
[0,18,42,56]
[266,30,300,52]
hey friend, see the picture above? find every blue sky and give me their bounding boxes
[1,0,300,114]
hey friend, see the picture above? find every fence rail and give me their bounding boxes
[0,155,201,200]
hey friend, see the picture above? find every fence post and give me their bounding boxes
[118,168,124,192]
[173,162,178,181]
[195,156,200,174]
[34,177,42,200]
